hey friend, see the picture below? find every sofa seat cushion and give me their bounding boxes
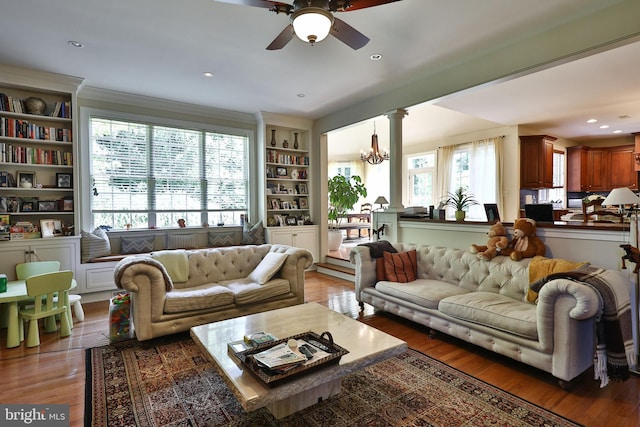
[439,292,538,340]
[222,278,291,305]
[164,284,234,313]
[375,279,469,309]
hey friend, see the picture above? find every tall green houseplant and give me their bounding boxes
[328,175,368,230]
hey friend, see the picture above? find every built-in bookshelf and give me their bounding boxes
[0,83,76,240]
[265,129,311,227]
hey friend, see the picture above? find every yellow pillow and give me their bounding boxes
[526,256,588,303]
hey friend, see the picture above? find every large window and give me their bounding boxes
[90,117,248,230]
[407,152,435,207]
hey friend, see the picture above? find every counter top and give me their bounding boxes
[398,216,630,231]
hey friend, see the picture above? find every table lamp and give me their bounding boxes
[374,196,389,210]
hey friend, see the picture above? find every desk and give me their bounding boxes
[0,279,76,348]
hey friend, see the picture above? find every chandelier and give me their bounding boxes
[360,123,389,165]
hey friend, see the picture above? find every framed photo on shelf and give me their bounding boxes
[271,199,281,210]
[299,197,308,209]
[38,200,57,212]
[56,173,72,188]
[286,216,297,225]
[266,167,275,178]
[281,201,291,210]
[17,171,36,189]
[40,219,62,238]
[21,200,34,212]
[60,198,73,211]
[276,167,288,177]
[296,183,308,194]
[483,203,500,222]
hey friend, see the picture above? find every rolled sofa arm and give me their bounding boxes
[269,244,313,304]
[349,246,377,301]
[535,278,600,354]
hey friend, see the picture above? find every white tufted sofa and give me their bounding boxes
[350,243,606,387]
[114,244,313,341]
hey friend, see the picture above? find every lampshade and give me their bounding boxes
[602,187,640,208]
[374,196,389,205]
[292,8,333,44]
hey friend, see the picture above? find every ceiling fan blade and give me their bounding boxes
[331,17,369,50]
[331,0,402,12]
[214,0,292,12]
[267,24,295,50]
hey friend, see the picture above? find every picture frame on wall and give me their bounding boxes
[40,219,62,238]
[17,171,36,189]
[56,172,72,188]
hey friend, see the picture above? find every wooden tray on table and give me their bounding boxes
[231,331,349,387]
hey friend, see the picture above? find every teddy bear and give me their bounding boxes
[502,218,546,261]
[469,221,509,260]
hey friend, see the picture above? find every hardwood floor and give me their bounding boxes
[1,271,639,426]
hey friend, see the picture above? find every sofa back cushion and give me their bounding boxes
[180,244,274,289]
[395,244,530,301]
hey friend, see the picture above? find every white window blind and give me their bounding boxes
[90,117,248,229]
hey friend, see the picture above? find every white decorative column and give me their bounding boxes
[386,109,407,211]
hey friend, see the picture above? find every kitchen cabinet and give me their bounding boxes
[520,135,556,188]
[567,145,637,192]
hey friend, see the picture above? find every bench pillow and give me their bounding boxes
[121,236,155,254]
[242,222,265,245]
[208,231,239,247]
[167,233,197,249]
[80,227,111,262]
[383,250,417,283]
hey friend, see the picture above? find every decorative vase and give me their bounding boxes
[23,97,47,115]
[270,129,276,147]
[282,139,288,148]
[293,133,299,149]
[328,230,344,251]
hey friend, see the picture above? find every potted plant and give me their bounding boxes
[328,174,368,250]
[443,186,478,221]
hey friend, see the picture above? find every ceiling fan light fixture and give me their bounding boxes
[292,8,333,44]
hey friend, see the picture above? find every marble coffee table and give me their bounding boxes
[190,302,407,419]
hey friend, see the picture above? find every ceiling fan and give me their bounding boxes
[214,0,402,50]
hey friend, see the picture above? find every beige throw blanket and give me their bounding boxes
[151,250,189,283]
[530,265,635,387]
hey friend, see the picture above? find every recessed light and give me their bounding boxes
[297,93,305,98]
[599,125,610,129]
[619,115,631,119]
[613,130,623,134]
[370,53,382,61]
[586,119,597,123]
[202,72,214,77]
[67,41,83,48]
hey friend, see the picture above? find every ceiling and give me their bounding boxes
[1,0,639,154]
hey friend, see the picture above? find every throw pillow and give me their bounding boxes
[376,258,386,281]
[208,231,239,247]
[383,250,418,283]
[248,252,288,284]
[80,227,111,263]
[167,233,197,249]
[121,236,155,254]
[242,222,265,245]
[526,256,589,303]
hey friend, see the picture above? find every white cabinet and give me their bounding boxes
[266,225,319,262]
[0,236,78,281]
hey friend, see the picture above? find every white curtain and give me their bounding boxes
[436,145,454,207]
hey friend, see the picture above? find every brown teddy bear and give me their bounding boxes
[470,221,509,260]
[502,218,546,261]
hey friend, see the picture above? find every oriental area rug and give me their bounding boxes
[85,333,581,427]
